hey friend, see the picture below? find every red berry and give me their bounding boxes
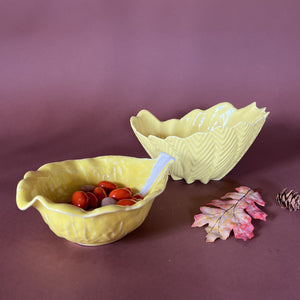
[86,192,99,209]
[93,187,107,200]
[109,188,132,200]
[97,181,117,193]
[133,194,144,200]
[124,187,133,195]
[71,191,89,210]
[116,199,136,206]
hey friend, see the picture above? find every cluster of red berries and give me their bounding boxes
[71,180,144,210]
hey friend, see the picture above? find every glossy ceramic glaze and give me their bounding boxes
[16,156,173,245]
[130,102,269,184]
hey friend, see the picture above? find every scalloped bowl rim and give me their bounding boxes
[130,102,269,141]
[16,156,170,219]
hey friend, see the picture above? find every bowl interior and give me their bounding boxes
[17,155,171,217]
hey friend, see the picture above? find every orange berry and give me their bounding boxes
[71,191,89,210]
[124,187,133,195]
[93,187,107,200]
[109,188,132,200]
[133,194,144,200]
[97,181,117,193]
[86,192,99,209]
[116,199,136,206]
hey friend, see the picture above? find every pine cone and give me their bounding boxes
[276,188,300,211]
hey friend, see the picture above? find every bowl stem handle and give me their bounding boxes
[140,152,174,197]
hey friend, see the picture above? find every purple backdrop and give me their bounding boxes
[1,1,299,299]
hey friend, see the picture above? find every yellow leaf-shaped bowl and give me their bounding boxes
[130,102,269,184]
[16,156,173,246]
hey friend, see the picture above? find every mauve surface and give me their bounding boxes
[1,1,299,299]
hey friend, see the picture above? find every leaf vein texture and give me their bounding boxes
[192,186,267,242]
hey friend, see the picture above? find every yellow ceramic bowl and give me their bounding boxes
[16,155,173,246]
[130,102,269,184]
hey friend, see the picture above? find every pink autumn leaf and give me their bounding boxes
[192,186,267,242]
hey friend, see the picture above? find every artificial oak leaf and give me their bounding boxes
[192,186,267,242]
